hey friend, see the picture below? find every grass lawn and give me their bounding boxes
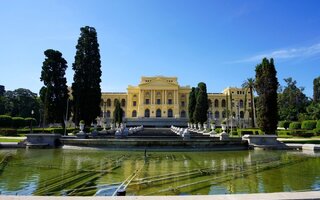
[0,137,24,143]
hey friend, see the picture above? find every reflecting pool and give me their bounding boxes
[0,149,319,196]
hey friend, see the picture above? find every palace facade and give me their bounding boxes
[101,76,253,127]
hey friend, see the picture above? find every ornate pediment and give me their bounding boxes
[139,76,179,89]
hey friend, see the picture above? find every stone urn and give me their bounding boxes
[210,123,215,130]
[110,123,115,130]
[79,121,85,133]
[103,122,107,131]
[77,120,87,139]
[221,123,227,131]
[203,123,207,130]
[198,123,202,130]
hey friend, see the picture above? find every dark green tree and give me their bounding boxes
[72,26,102,126]
[2,89,40,123]
[306,102,320,120]
[255,58,279,134]
[113,99,123,124]
[188,87,196,123]
[193,82,208,123]
[40,49,69,126]
[242,78,255,127]
[278,78,309,121]
[313,76,320,103]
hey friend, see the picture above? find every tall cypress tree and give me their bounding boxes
[313,76,320,103]
[188,87,196,123]
[72,26,102,125]
[40,49,69,126]
[193,82,208,124]
[255,58,278,134]
[113,99,123,124]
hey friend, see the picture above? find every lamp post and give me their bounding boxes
[31,110,34,133]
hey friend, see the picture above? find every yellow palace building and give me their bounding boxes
[101,76,253,127]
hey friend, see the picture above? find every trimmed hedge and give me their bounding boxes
[301,120,317,130]
[0,128,17,136]
[316,120,320,129]
[278,121,291,129]
[0,115,12,127]
[290,130,314,138]
[12,117,26,128]
[17,127,77,134]
[289,122,301,130]
[24,118,37,126]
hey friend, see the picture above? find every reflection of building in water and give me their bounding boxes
[101,76,253,127]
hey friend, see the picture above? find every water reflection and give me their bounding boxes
[0,149,319,196]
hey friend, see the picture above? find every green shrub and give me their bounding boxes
[290,130,314,137]
[301,120,317,130]
[289,122,301,130]
[0,115,12,127]
[24,118,37,127]
[12,117,25,128]
[278,121,291,129]
[239,130,254,135]
[215,128,221,133]
[0,128,17,136]
[316,120,320,129]
[314,128,320,136]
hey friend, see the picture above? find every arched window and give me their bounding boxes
[222,111,226,118]
[168,109,173,118]
[132,110,137,117]
[208,99,212,108]
[107,99,111,107]
[240,111,244,118]
[214,99,219,107]
[156,109,161,117]
[121,99,126,107]
[215,111,220,119]
[114,99,118,106]
[145,109,150,118]
[239,99,244,108]
[222,99,226,107]
[181,110,186,118]
[106,110,111,118]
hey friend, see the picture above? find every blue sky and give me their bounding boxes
[0,0,319,97]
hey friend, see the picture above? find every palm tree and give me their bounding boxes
[242,78,256,128]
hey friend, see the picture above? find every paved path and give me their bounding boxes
[1,191,320,200]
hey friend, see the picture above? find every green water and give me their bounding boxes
[0,149,319,196]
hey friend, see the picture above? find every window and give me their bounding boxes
[181,101,185,107]
[156,109,161,117]
[181,94,185,98]
[145,99,150,105]
[132,110,137,117]
[106,110,111,118]
[222,99,226,107]
[168,109,173,118]
[121,99,126,107]
[145,109,150,117]
[157,99,161,105]
[222,111,226,118]
[168,99,172,104]
[240,111,244,118]
[133,101,137,106]
[214,99,219,107]
[107,99,111,107]
[181,110,186,118]
[239,99,244,108]
[215,111,220,119]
